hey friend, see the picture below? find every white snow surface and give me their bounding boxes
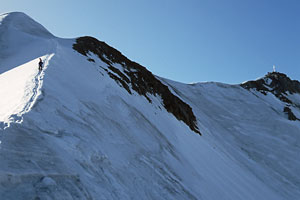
[0,54,53,126]
[0,12,300,200]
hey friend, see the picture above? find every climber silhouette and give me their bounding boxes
[38,58,43,71]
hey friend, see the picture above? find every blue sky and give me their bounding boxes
[1,0,300,84]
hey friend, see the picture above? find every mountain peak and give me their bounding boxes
[241,71,300,104]
[0,12,53,38]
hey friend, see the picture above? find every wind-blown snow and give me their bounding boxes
[0,12,299,200]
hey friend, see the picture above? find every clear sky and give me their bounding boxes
[1,0,300,84]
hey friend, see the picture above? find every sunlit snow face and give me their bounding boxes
[0,14,8,25]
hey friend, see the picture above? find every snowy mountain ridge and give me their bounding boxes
[72,36,200,134]
[0,12,300,200]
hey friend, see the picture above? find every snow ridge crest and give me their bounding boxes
[0,12,54,38]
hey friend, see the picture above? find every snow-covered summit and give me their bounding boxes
[0,12,300,200]
[0,12,56,126]
[0,12,56,74]
[0,12,53,38]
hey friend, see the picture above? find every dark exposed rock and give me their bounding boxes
[87,58,95,62]
[241,72,300,121]
[108,66,130,83]
[266,72,300,94]
[241,72,300,104]
[73,36,200,135]
[108,71,132,94]
[283,106,298,121]
[240,79,269,94]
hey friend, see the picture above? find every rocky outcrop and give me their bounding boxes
[241,72,300,121]
[283,106,298,121]
[241,72,300,103]
[73,36,200,134]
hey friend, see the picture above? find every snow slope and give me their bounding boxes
[0,12,299,200]
[160,79,300,200]
[0,54,53,126]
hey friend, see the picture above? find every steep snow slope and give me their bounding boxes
[0,12,56,126]
[0,54,53,126]
[0,12,299,200]
[160,77,300,200]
